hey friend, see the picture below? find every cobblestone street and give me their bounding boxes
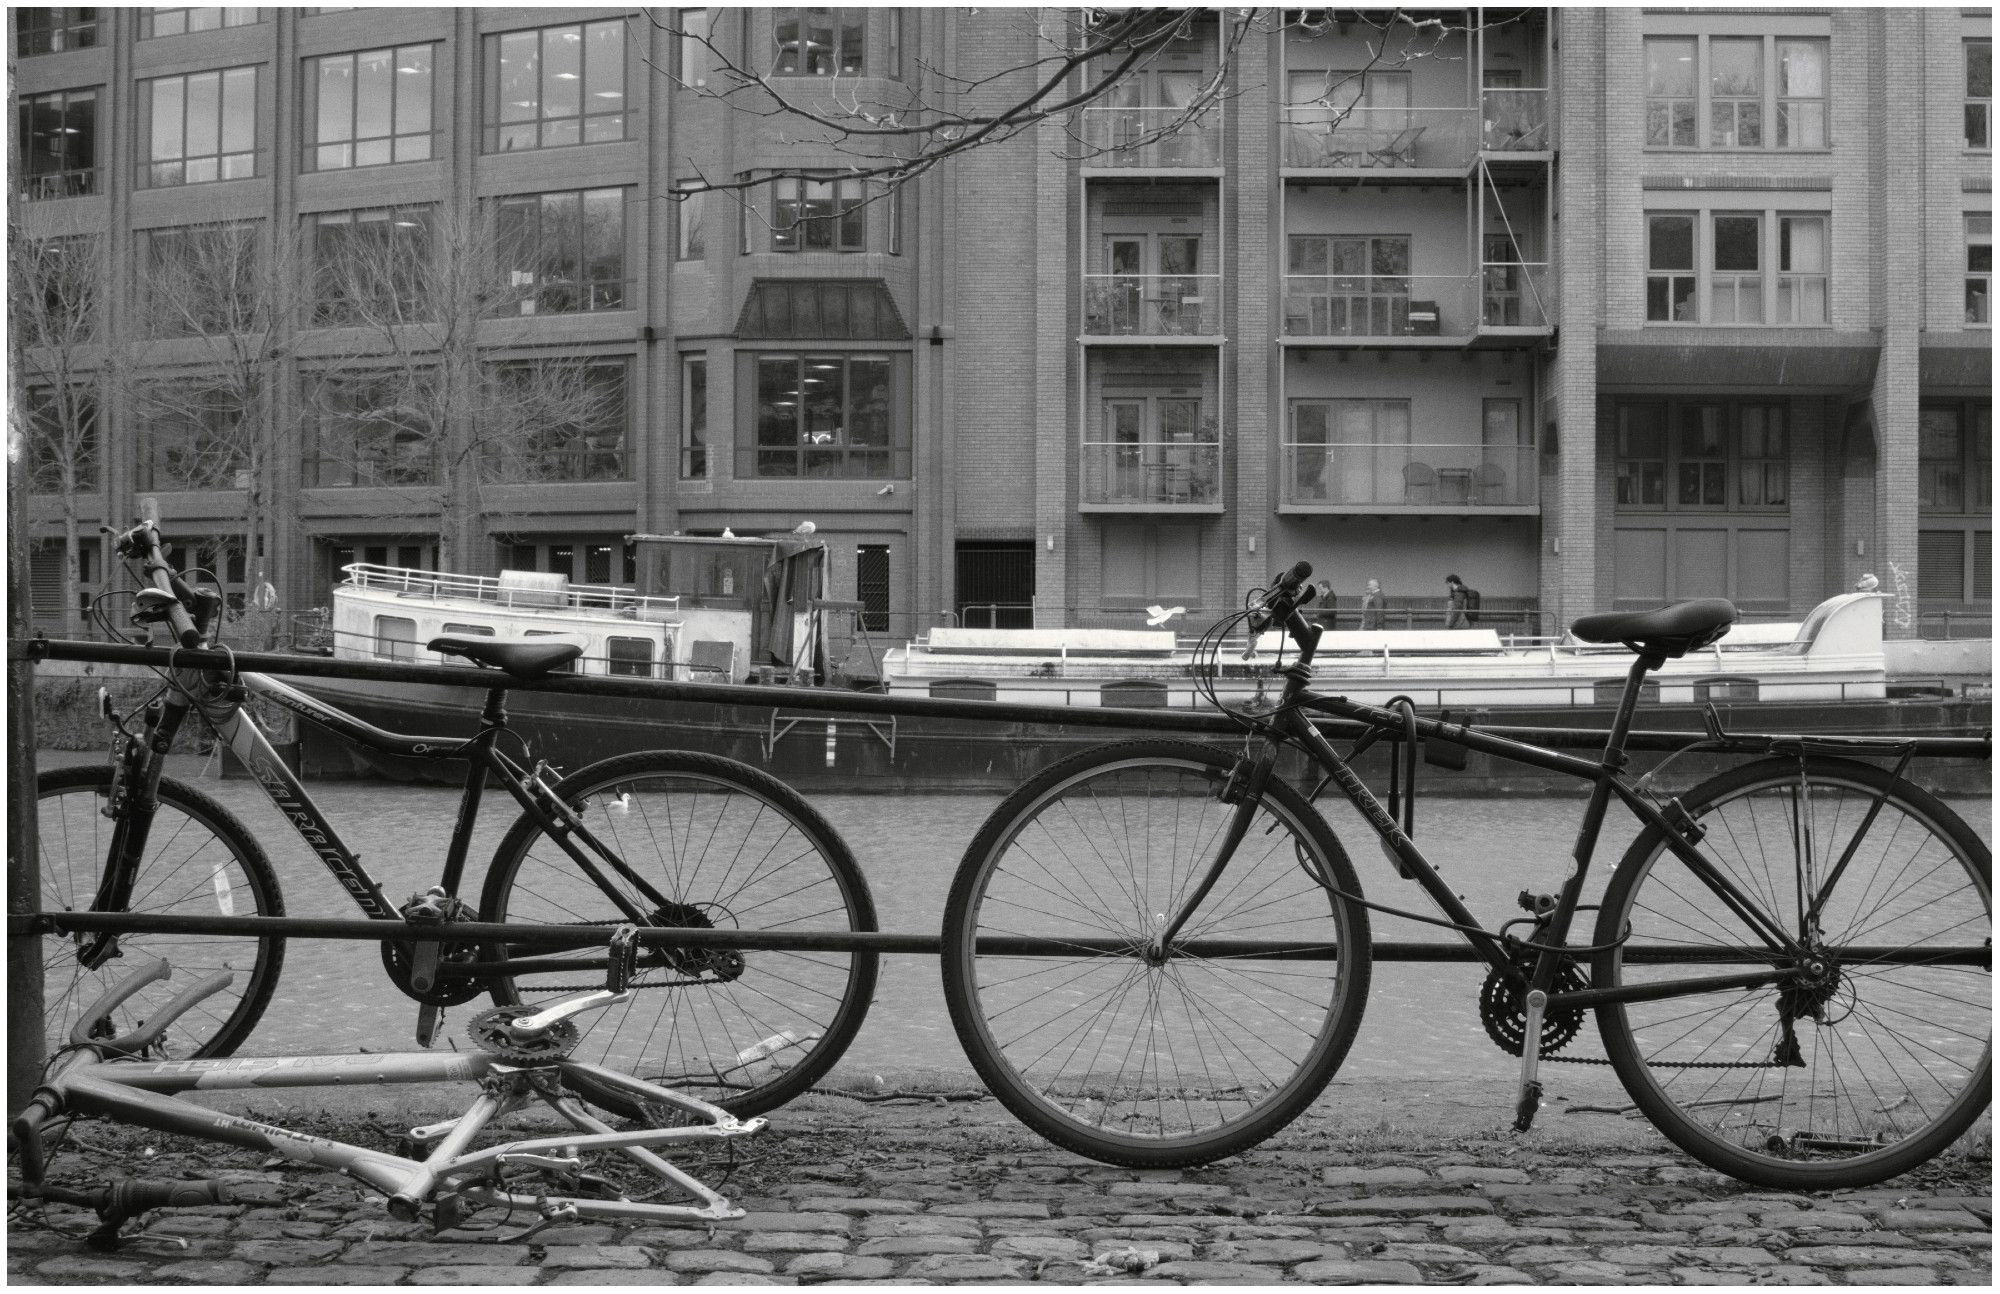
[9,1092,1990,1286]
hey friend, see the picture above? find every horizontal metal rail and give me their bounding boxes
[16,638,1991,759]
[12,913,1985,969]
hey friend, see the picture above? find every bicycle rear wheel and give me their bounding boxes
[942,740,1372,1168]
[1593,756,1990,1189]
[480,751,877,1119]
[35,766,285,1060]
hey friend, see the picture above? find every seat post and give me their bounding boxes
[1603,651,1664,767]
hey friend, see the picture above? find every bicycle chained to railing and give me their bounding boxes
[34,511,880,1123]
[10,927,767,1250]
[938,560,1991,1189]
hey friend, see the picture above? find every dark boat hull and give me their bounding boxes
[288,675,1991,797]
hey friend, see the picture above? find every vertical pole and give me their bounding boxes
[9,344,48,1114]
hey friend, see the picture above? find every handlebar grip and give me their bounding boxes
[1275,560,1313,591]
[113,1179,232,1212]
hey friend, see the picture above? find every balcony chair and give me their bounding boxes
[1474,460,1509,505]
[1402,460,1437,504]
[1367,125,1425,167]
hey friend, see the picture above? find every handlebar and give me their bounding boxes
[1246,560,1318,638]
[66,957,234,1057]
[111,511,215,649]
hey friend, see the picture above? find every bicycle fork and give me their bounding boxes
[1146,744,1279,962]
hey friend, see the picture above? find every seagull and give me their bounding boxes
[1854,573,1880,592]
[1144,605,1186,627]
[792,520,817,536]
[721,526,735,538]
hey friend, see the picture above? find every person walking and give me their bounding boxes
[1359,578,1387,630]
[1444,574,1470,629]
[1314,579,1338,627]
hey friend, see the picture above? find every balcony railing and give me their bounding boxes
[1280,106,1478,171]
[20,167,100,200]
[1480,89,1551,152]
[1283,442,1537,509]
[1083,274,1222,337]
[1082,442,1222,508]
[1283,267,1550,338]
[1077,106,1223,168]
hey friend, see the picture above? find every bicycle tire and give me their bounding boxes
[1592,756,1990,1190]
[480,750,878,1120]
[942,740,1372,1168]
[35,765,286,1060]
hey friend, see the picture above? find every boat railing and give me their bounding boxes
[340,563,681,617]
[324,625,731,681]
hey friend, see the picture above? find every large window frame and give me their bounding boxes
[138,222,261,338]
[135,381,249,493]
[140,65,261,188]
[484,360,631,484]
[1643,33,1828,151]
[17,87,99,200]
[16,10,100,55]
[744,351,906,479]
[741,175,870,254]
[681,354,708,478]
[1968,38,1991,151]
[772,8,867,76]
[1645,207,1829,326]
[303,44,436,171]
[488,187,629,316]
[482,20,628,153]
[24,385,100,494]
[1968,213,1992,327]
[1615,400,1790,513]
[301,371,437,488]
[307,204,435,326]
[1919,403,1992,518]
[141,8,258,39]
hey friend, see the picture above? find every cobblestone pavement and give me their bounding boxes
[8,1096,1992,1287]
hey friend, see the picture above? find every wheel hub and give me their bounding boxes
[650,901,745,983]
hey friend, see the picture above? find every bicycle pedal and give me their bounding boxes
[416,1003,444,1049]
[1513,1080,1543,1133]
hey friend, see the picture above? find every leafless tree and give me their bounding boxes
[8,231,106,635]
[650,7,1496,200]
[302,201,628,568]
[128,217,306,608]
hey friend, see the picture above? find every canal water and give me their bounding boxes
[38,751,1992,1091]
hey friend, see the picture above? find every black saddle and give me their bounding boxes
[428,636,583,680]
[1569,599,1737,660]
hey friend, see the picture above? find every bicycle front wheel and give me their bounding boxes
[480,751,877,1119]
[36,766,286,1060]
[1593,756,1990,1189]
[942,741,1372,1167]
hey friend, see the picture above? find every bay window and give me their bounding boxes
[748,352,904,478]
[773,8,866,76]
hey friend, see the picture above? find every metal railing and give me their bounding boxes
[1076,105,1223,168]
[1080,442,1223,506]
[1280,105,1479,170]
[1083,274,1222,337]
[19,168,100,201]
[1479,89,1551,151]
[1283,268,1549,337]
[1282,442,1538,509]
[341,563,681,616]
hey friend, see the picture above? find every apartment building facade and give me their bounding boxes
[15,7,1991,644]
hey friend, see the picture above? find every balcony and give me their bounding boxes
[1479,89,1551,153]
[1281,442,1537,514]
[1280,106,1478,173]
[1282,267,1550,342]
[1078,106,1223,170]
[19,168,100,201]
[1083,274,1223,340]
[1081,442,1223,511]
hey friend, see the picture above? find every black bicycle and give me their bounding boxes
[35,517,878,1120]
[940,560,1990,1188]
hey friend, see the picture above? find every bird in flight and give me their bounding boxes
[1145,605,1186,627]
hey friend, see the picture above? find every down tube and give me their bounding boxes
[209,705,398,920]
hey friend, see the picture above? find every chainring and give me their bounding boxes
[468,1003,581,1064]
[1480,956,1589,1058]
[382,895,488,1006]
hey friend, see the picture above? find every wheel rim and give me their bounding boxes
[958,756,1360,1155]
[38,779,271,1059]
[489,769,871,1113]
[1606,772,1990,1178]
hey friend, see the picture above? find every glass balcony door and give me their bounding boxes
[1102,234,1204,335]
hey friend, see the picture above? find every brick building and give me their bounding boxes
[14,7,1991,643]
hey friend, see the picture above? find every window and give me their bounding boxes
[1286,234,1411,336]
[304,44,434,170]
[766,177,866,252]
[888,8,903,80]
[141,7,257,39]
[889,184,903,256]
[1616,402,1789,512]
[1643,34,1829,150]
[25,386,99,493]
[139,223,261,337]
[16,10,99,55]
[774,8,866,76]
[483,20,627,152]
[676,182,706,259]
[1920,406,1992,515]
[607,637,655,677]
[857,545,890,632]
[1968,214,1992,326]
[1091,396,1219,506]
[136,383,247,491]
[441,622,494,637]
[1645,215,1695,322]
[750,353,901,478]
[142,66,259,186]
[375,614,417,660]
[490,188,627,315]
[485,362,629,483]
[1776,215,1827,325]
[1286,398,1412,506]
[17,88,98,199]
[678,8,710,87]
[308,205,434,325]
[303,373,435,487]
[1709,213,1762,324]
[681,355,708,478]
[1969,39,1992,150]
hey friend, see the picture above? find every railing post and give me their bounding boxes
[8,399,47,1113]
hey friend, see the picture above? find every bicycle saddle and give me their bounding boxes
[428,636,583,680]
[1568,598,1737,659]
